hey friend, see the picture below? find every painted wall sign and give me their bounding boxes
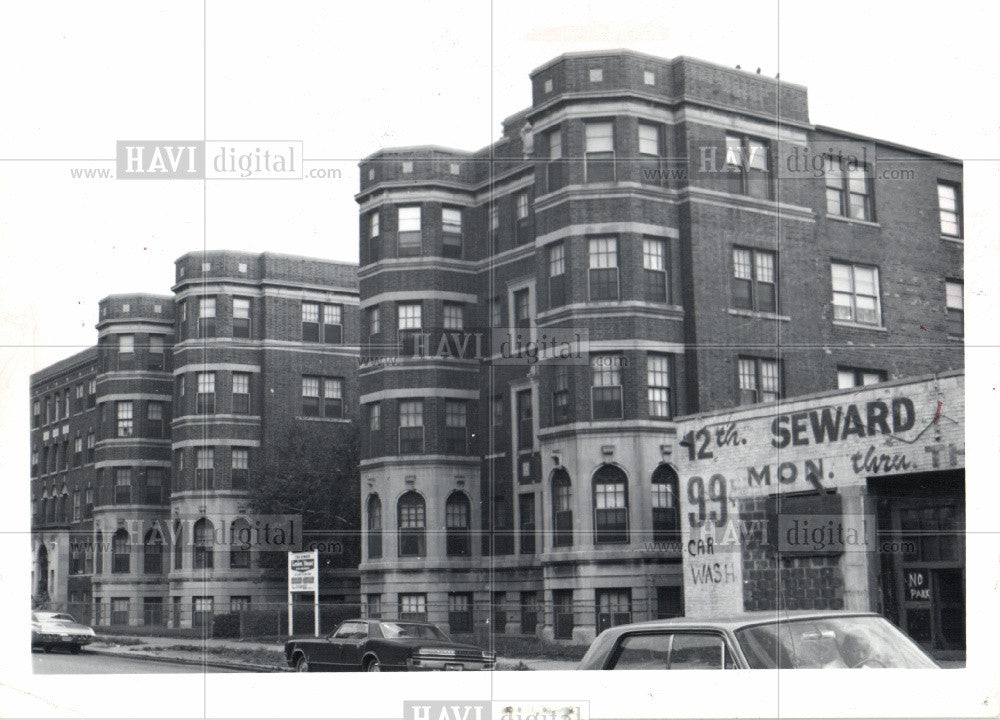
[678,374,964,617]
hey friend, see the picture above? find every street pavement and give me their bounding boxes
[32,648,239,674]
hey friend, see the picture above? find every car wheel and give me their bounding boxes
[42,645,52,654]
[295,654,310,672]
[69,646,81,654]
[364,656,381,672]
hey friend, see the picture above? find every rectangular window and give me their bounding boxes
[192,597,214,629]
[824,156,874,220]
[118,334,134,370]
[831,262,881,326]
[585,121,615,182]
[398,400,424,454]
[232,372,251,414]
[447,593,473,633]
[230,596,251,612]
[369,402,381,431]
[231,448,249,489]
[367,306,380,337]
[232,297,251,338]
[301,302,319,341]
[323,377,343,418]
[546,128,564,192]
[445,400,467,454]
[111,598,130,626]
[548,242,566,307]
[145,467,163,504]
[443,302,464,331]
[946,279,964,338]
[73,490,81,520]
[596,589,632,634]
[442,207,462,258]
[87,379,96,407]
[519,493,536,555]
[116,401,134,437]
[73,435,82,465]
[738,357,781,405]
[516,389,533,451]
[369,211,380,262]
[398,206,422,257]
[732,247,776,312]
[301,376,320,416]
[647,354,672,419]
[589,237,619,300]
[397,302,422,354]
[86,430,95,463]
[490,297,503,328]
[513,288,531,330]
[196,372,216,414]
[146,335,165,370]
[322,304,342,344]
[516,193,530,220]
[642,238,669,303]
[366,594,382,619]
[398,594,427,622]
[491,394,504,427]
[837,367,887,389]
[114,467,131,504]
[552,366,570,425]
[638,123,660,156]
[147,401,164,437]
[726,135,771,199]
[489,203,499,232]
[592,355,624,420]
[196,448,215,489]
[938,182,962,238]
[198,297,217,337]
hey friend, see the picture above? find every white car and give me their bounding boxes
[31,612,96,653]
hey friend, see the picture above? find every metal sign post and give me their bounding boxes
[287,549,319,637]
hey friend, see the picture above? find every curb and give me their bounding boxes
[87,646,289,673]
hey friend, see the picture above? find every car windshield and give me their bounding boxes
[48,614,77,623]
[379,622,449,640]
[735,616,937,669]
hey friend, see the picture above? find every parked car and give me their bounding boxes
[31,611,97,653]
[285,619,495,672]
[578,610,939,670]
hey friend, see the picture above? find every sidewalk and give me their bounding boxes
[89,633,576,672]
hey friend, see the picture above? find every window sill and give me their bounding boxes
[947,334,964,343]
[297,415,350,423]
[941,235,964,245]
[832,320,887,332]
[728,308,791,322]
[825,214,880,229]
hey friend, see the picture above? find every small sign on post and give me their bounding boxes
[288,549,319,637]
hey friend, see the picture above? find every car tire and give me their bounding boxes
[364,656,381,672]
[295,654,310,672]
[70,646,81,654]
[42,645,51,654]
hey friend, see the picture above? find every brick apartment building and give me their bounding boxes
[30,251,360,629]
[354,50,965,656]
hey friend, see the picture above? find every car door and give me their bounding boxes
[318,622,355,669]
[336,622,370,670]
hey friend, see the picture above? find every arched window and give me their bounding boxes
[367,494,382,559]
[173,522,183,570]
[143,528,163,574]
[193,518,214,569]
[651,465,680,543]
[41,497,49,524]
[445,492,471,557]
[397,492,426,558]
[111,528,131,573]
[551,468,573,547]
[94,530,103,574]
[58,493,68,522]
[229,518,251,569]
[592,465,629,544]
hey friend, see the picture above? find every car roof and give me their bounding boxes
[604,610,881,634]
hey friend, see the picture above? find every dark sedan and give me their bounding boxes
[579,610,939,670]
[284,619,495,672]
